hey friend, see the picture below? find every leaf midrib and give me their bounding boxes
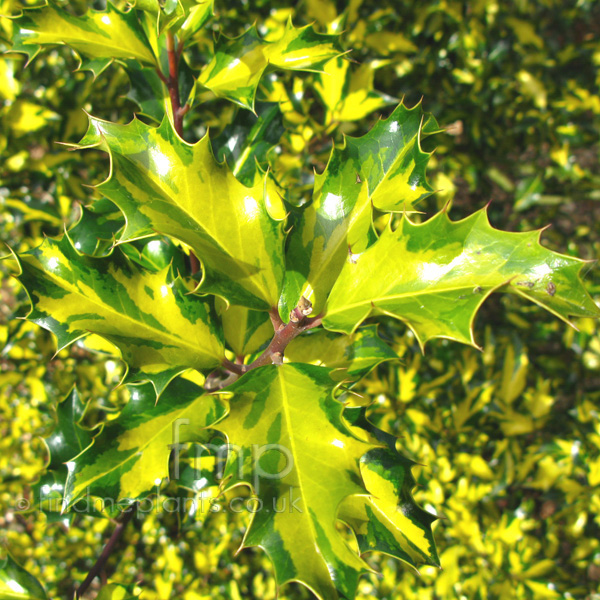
[68,396,209,502]
[30,257,218,362]
[116,148,275,304]
[305,138,415,300]
[29,10,154,64]
[326,220,537,318]
[277,374,332,579]
[326,282,492,317]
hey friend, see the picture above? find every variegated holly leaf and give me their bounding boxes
[133,0,213,39]
[197,21,343,110]
[342,449,439,569]
[0,553,47,600]
[45,386,93,471]
[314,57,396,124]
[285,325,398,382]
[171,448,221,526]
[281,102,439,317]
[341,408,439,570]
[32,387,99,520]
[125,59,169,122]
[215,364,378,600]
[212,102,285,187]
[63,379,225,508]
[131,0,161,12]
[14,236,224,394]
[217,302,272,357]
[124,52,195,122]
[119,237,187,274]
[323,209,600,347]
[67,199,124,257]
[11,2,156,66]
[78,116,286,310]
[174,0,214,41]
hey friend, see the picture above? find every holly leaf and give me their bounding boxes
[133,0,213,38]
[176,0,214,41]
[32,387,98,520]
[14,236,224,394]
[341,448,439,569]
[125,59,169,122]
[314,57,396,124]
[323,209,600,346]
[212,102,285,187]
[78,116,286,310]
[124,54,195,123]
[285,325,398,381]
[341,408,439,569]
[173,448,221,525]
[0,553,47,600]
[45,386,94,471]
[11,2,155,66]
[217,302,272,357]
[215,364,377,599]
[131,0,161,13]
[198,21,343,110]
[281,102,439,317]
[67,199,124,257]
[78,57,113,78]
[64,379,226,508]
[119,237,187,274]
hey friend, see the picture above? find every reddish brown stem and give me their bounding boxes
[218,307,323,384]
[222,358,246,376]
[247,310,322,370]
[166,31,184,137]
[269,307,284,332]
[189,252,200,275]
[76,505,136,598]
[162,32,197,275]
[156,67,169,85]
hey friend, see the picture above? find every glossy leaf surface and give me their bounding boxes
[32,388,96,520]
[119,237,187,275]
[324,209,600,345]
[125,59,168,122]
[64,380,225,508]
[67,199,124,257]
[177,0,214,41]
[11,3,155,66]
[218,303,272,357]
[15,236,224,393]
[285,325,398,381]
[42,389,93,502]
[215,364,377,599]
[0,553,47,600]
[212,102,285,186]
[314,57,395,124]
[341,408,439,569]
[342,448,439,569]
[45,387,94,472]
[282,102,439,317]
[198,22,343,110]
[78,116,286,310]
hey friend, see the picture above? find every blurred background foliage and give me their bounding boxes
[1,0,599,598]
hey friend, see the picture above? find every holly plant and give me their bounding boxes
[4,1,599,599]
